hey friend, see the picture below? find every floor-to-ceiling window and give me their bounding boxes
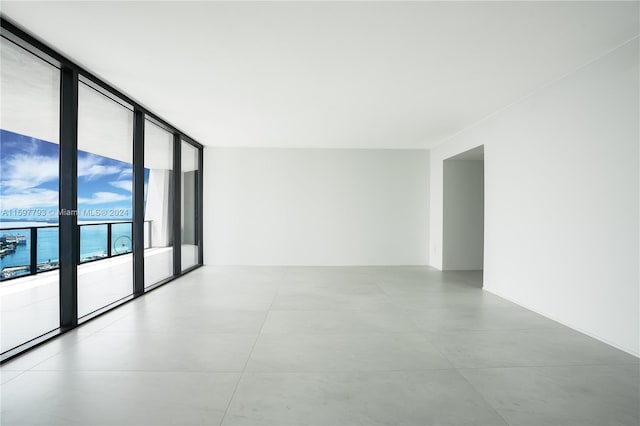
[181,140,200,271]
[76,79,134,317]
[0,37,61,353]
[0,20,204,361]
[144,119,174,287]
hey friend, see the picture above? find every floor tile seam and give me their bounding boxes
[259,330,423,335]
[90,330,265,335]
[399,305,548,311]
[160,308,275,312]
[239,367,461,374]
[16,368,247,374]
[0,370,27,386]
[416,326,464,371]
[268,308,407,312]
[423,326,605,335]
[417,326,571,333]
[87,328,262,335]
[219,280,279,425]
[267,307,409,312]
[402,307,526,312]
[454,367,513,426]
[245,331,457,341]
[454,362,640,371]
[371,278,394,297]
[217,368,469,376]
[83,310,135,333]
[3,331,97,374]
[129,308,271,312]
[378,287,481,292]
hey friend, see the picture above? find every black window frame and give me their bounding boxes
[0,16,204,363]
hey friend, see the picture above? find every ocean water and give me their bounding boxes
[0,223,132,272]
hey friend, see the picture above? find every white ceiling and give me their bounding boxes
[2,1,638,149]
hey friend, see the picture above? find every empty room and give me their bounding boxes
[0,1,638,425]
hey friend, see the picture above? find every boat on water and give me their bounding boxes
[0,243,18,258]
[1,244,16,253]
[0,233,26,260]
[4,234,27,245]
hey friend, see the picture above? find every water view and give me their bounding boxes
[0,223,133,280]
[0,128,150,281]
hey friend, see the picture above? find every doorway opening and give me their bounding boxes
[443,145,484,286]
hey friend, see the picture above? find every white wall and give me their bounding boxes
[429,39,639,355]
[443,159,484,270]
[204,148,430,266]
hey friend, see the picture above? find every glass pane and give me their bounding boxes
[181,141,199,271]
[0,37,60,353]
[111,222,132,255]
[80,224,107,262]
[36,227,59,273]
[144,120,174,287]
[0,229,31,280]
[77,80,133,317]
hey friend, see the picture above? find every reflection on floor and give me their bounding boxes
[0,247,174,353]
[1,266,638,425]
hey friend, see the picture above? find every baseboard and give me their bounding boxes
[484,287,640,359]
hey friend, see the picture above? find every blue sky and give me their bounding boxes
[1,129,148,222]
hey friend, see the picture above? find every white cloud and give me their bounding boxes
[1,151,131,195]
[118,168,133,178]
[109,180,132,193]
[0,154,59,191]
[0,189,59,210]
[78,192,130,205]
[78,156,126,180]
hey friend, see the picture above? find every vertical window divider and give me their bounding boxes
[173,134,182,276]
[133,109,145,296]
[59,65,79,329]
[197,147,204,265]
[107,224,112,258]
[30,227,37,275]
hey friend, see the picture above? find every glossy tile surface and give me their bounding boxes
[245,333,452,372]
[461,365,640,426]
[224,371,507,426]
[2,266,638,425]
[2,371,239,425]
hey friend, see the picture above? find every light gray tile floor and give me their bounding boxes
[1,266,638,425]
